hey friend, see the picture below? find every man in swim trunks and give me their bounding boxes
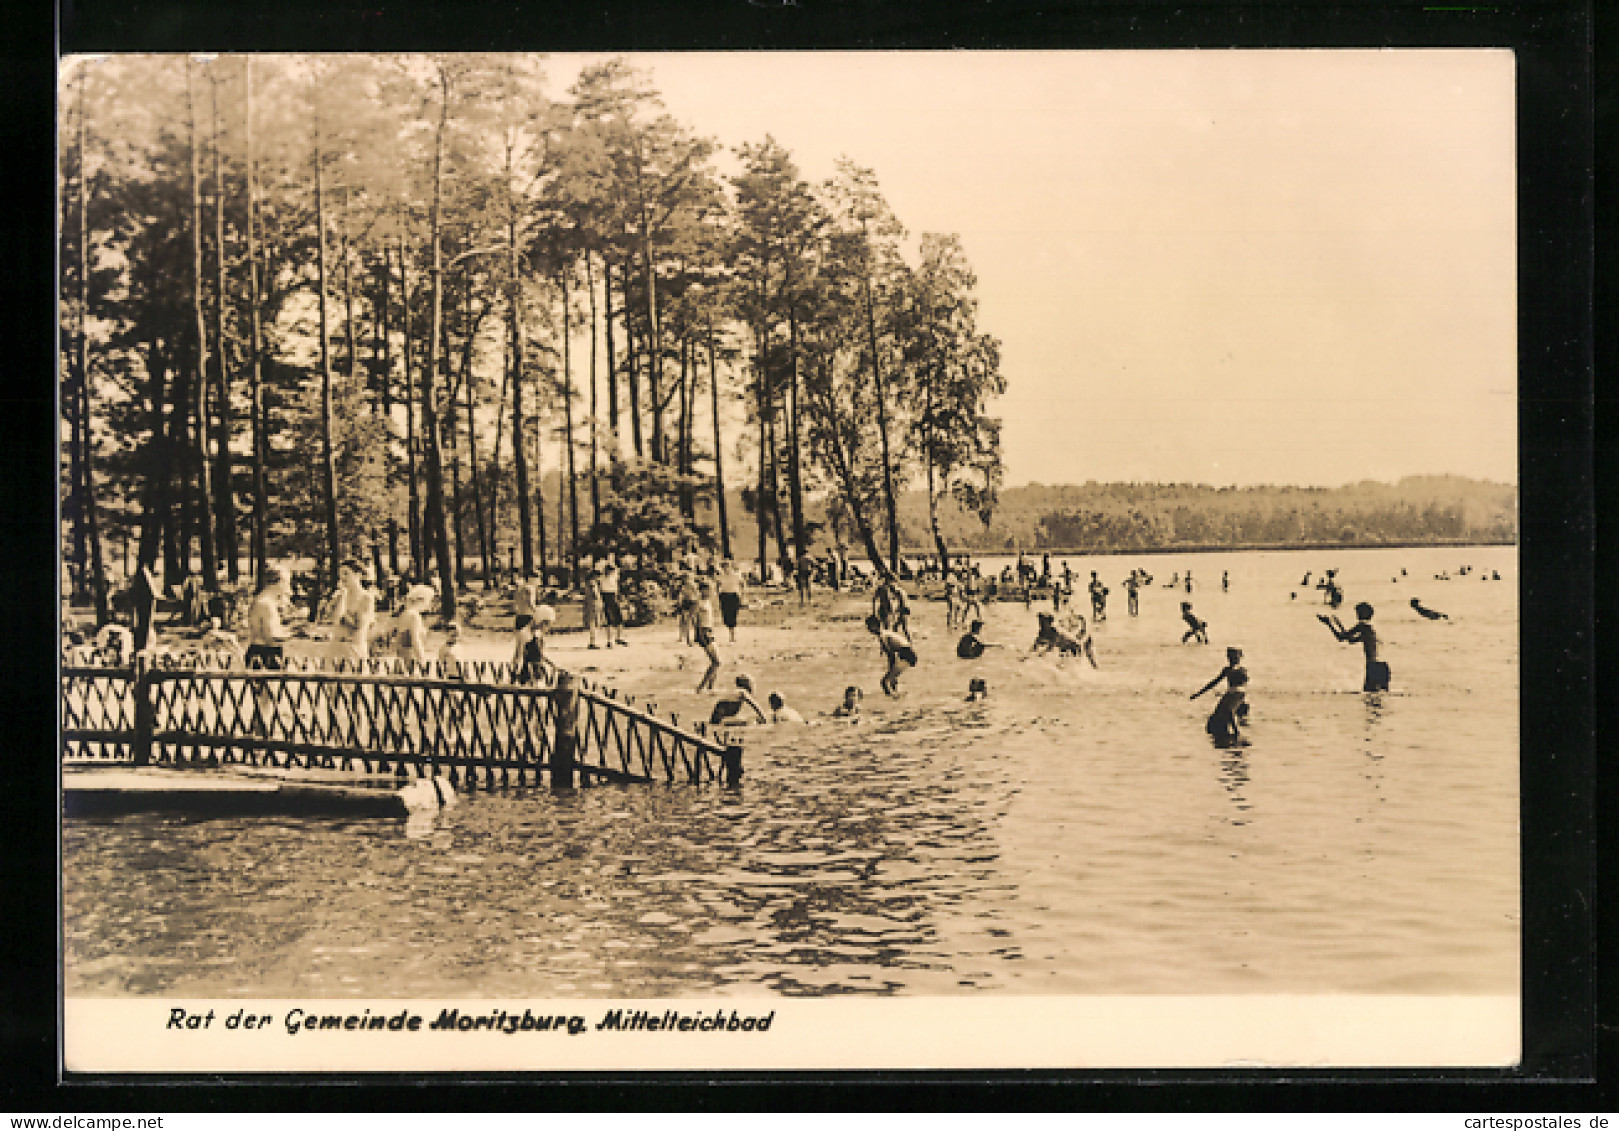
[867,614,917,696]
[717,558,745,643]
[1319,602,1391,692]
[599,558,625,646]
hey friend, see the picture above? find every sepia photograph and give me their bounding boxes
[56,48,1524,1072]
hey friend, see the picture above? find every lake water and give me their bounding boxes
[62,546,1518,998]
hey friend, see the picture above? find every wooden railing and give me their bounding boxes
[60,654,741,789]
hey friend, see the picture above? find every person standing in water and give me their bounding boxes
[1319,602,1391,692]
[1180,601,1209,644]
[867,614,918,697]
[1088,571,1107,621]
[873,572,912,643]
[1191,647,1248,712]
[1202,668,1250,747]
[1123,571,1140,616]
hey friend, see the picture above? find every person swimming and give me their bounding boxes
[767,692,805,723]
[831,685,863,719]
[1032,612,1098,668]
[1410,597,1448,621]
[1319,602,1391,692]
[709,674,769,725]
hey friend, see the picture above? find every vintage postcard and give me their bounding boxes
[57,48,1523,1073]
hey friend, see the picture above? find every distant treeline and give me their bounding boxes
[707,475,1515,558]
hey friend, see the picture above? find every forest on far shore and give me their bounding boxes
[733,474,1515,558]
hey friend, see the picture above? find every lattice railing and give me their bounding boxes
[59,655,738,789]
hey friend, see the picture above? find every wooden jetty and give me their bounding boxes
[60,654,742,817]
[63,763,412,819]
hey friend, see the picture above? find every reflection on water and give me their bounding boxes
[64,547,1519,998]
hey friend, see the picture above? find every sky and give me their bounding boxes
[547,50,1517,490]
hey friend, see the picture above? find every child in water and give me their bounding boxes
[831,685,863,720]
[867,614,918,697]
[965,677,990,703]
[1032,612,1098,668]
[1319,602,1391,692]
[1180,601,1209,644]
[956,618,999,660]
[767,692,805,724]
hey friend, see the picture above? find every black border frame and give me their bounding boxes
[4,0,1602,1110]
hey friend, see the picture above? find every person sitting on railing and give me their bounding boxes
[94,621,134,667]
[437,622,465,680]
[325,559,376,665]
[245,566,293,671]
[392,585,435,669]
[513,605,555,684]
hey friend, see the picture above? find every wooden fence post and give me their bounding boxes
[131,655,154,768]
[722,743,743,787]
[551,670,578,788]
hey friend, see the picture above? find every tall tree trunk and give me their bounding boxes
[421,68,457,618]
[341,187,359,391]
[586,251,600,530]
[244,59,270,583]
[379,249,399,575]
[312,91,341,593]
[463,313,493,588]
[677,334,694,520]
[187,60,218,590]
[633,148,665,466]
[924,379,949,574]
[507,212,534,576]
[784,299,808,565]
[861,255,900,572]
[74,74,109,621]
[767,401,793,572]
[398,227,423,576]
[707,322,730,560]
[560,263,580,583]
[624,269,643,459]
[604,258,620,462]
[753,325,770,582]
[447,293,466,588]
[209,70,239,582]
